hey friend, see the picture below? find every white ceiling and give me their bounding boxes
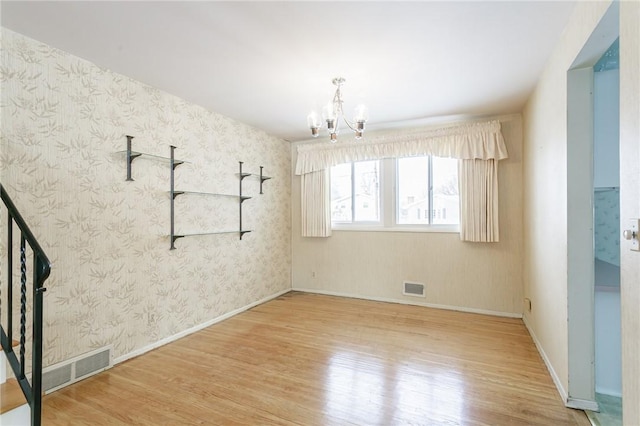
[1,1,576,142]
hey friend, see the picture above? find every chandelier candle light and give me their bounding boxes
[307,77,369,142]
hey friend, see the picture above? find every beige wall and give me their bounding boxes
[620,1,640,422]
[291,115,523,316]
[522,0,616,403]
[0,29,291,366]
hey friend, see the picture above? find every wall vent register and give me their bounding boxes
[41,346,112,394]
[403,281,426,297]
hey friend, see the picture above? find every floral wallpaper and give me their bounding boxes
[594,188,620,266]
[0,28,291,367]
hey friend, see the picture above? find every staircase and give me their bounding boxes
[1,184,51,426]
[2,340,30,424]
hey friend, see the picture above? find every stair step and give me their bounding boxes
[0,378,27,414]
[1,341,20,385]
[1,340,19,351]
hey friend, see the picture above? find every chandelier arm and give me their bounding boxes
[341,116,358,132]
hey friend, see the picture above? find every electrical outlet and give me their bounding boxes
[524,298,532,312]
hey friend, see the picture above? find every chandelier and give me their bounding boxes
[307,77,369,142]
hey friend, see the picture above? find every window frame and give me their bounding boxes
[330,157,460,233]
[330,159,383,228]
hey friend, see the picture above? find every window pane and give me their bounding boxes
[432,157,459,225]
[397,157,429,225]
[330,163,352,222]
[353,161,380,222]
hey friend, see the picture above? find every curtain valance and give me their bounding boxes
[295,120,508,175]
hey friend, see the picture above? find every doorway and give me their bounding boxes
[591,38,622,426]
[566,0,619,412]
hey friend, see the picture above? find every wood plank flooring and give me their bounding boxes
[41,292,590,425]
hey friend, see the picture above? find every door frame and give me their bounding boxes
[566,1,619,410]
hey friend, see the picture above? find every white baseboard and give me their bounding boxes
[114,288,290,365]
[522,315,599,411]
[523,315,567,401]
[292,287,522,318]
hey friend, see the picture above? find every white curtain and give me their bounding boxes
[296,120,507,175]
[296,119,507,240]
[301,170,332,237]
[458,159,499,242]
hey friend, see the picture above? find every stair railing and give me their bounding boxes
[1,184,51,426]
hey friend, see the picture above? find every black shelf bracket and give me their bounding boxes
[171,235,185,248]
[259,166,271,194]
[170,145,185,250]
[239,161,247,240]
[126,135,142,181]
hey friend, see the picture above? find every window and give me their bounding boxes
[397,156,459,225]
[397,156,429,225]
[330,160,381,224]
[431,156,459,225]
[330,156,459,230]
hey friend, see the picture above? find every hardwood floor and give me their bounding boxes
[41,292,590,425]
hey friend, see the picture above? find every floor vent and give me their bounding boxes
[403,281,425,297]
[42,346,112,394]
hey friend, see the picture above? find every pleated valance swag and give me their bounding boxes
[295,120,508,175]
[295,119,508,242]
